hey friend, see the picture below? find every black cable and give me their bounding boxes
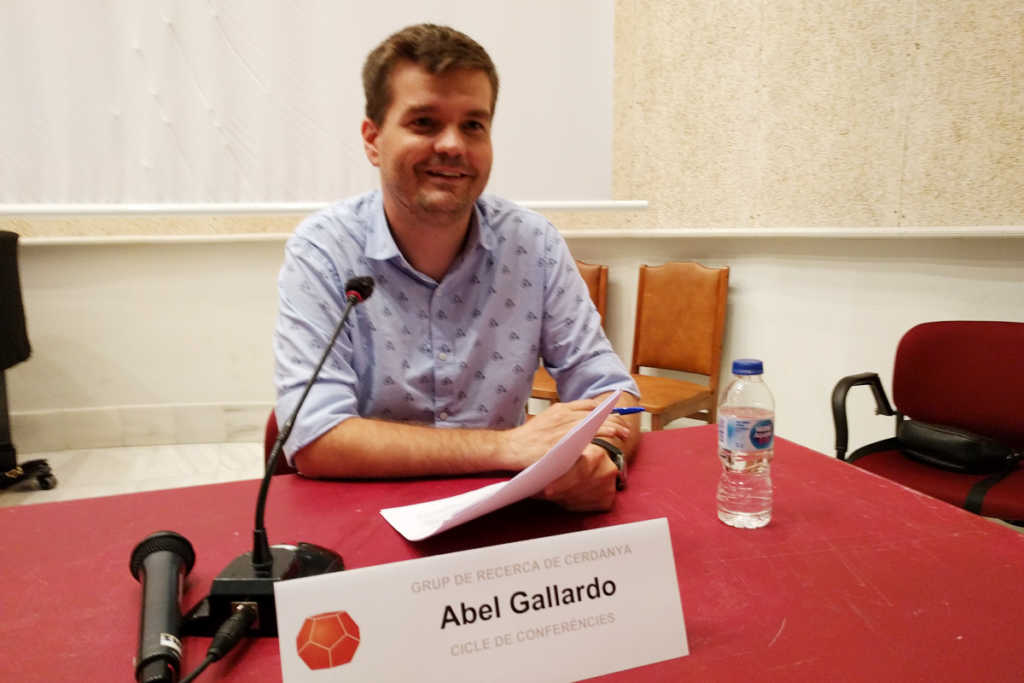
[179,604,258,682]
[179,654,214,683]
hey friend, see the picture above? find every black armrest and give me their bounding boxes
[831,372,895,460]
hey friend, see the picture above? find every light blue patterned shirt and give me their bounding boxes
[273,191,638,462]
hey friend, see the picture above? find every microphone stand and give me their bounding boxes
[183,277,373,638]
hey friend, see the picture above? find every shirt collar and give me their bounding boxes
[363,192,498,265]
[473,199,497,252]
[364,191,401,262]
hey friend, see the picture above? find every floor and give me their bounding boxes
[0,442,264,508]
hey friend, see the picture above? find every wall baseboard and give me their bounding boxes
[10,402,273,454]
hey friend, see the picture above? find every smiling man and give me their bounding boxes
[273,24,640,511]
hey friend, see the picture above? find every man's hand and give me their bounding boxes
[295,392,638,511]
[538,440,621,511]
[502,402,632,512]
[499,399,629,471]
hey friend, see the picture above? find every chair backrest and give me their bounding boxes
[574,259,608,325]
[630,261,729,381]
[892,321,1024,447]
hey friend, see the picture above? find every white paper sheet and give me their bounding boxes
[380,390,622,540]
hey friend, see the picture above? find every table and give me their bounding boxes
[4,425,1024,681]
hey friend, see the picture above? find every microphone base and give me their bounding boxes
[182,542,343,638]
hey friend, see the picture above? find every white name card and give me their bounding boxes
[274,518,688,682]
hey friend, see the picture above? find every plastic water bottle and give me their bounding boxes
[716,358,775,529]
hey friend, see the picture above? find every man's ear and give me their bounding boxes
[361,118,381,167]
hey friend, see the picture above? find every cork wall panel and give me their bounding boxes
[0,214,300,239]
[608,0,1022,230]
[899,1,1024,226]
[755,1,912,227]
[612,0,763,229]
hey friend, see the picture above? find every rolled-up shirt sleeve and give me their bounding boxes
[538,228,639,401]
[273,235,361,464]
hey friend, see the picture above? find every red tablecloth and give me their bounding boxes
[3,425,1024,681]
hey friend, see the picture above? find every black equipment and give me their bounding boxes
[130,531,197,683]
[0,231,55,491]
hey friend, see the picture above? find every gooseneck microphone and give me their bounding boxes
[254,275,376,569]
[181,276,375,639]
[130,531,196,683]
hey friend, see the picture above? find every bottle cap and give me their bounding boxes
[732,358,764,375]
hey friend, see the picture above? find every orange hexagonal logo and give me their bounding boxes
[296,610,361,670]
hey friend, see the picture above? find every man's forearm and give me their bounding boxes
[293,394,633,481]
[293,417,518,479]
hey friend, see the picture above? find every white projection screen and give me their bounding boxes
[0,1,614,206]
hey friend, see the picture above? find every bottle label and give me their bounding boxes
[719,415,774,451]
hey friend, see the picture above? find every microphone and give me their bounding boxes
[182,276,374,638]
[130,531,196,683]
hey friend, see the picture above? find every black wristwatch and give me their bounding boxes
[591,438,627,490]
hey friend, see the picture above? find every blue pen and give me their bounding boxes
[612,406,645,415]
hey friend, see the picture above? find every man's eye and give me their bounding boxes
[464,121,486,132]
[410,118,436,130]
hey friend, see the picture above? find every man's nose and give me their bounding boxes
[434,126,466,157]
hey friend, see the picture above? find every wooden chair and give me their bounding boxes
[529,259,608,402]
[630,262,729,430]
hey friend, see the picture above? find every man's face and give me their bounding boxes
[362,61,494,224]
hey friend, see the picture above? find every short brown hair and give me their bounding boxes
[362,24,499,125]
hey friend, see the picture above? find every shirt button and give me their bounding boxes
[439,412,449,421]
[438,352,447,361]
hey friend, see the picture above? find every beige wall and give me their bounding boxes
[10,234,1024,455]
[4,1,1022,236]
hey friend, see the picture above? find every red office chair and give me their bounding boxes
[832,321,1024,523]
[263,411,297,476]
